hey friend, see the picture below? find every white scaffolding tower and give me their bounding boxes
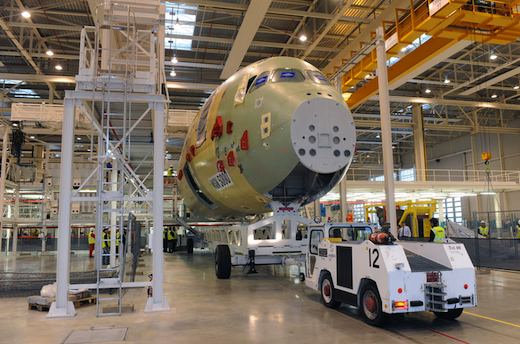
[48,0,169,317]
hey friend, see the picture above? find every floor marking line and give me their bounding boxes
[429,329,470,344]
[465,311,520,329]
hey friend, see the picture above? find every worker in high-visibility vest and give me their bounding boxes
[102,228,110,265]
[429,218,446,243]
[116,229,121,255]
[479,221,489,238]
[163,227,168,253]
[88,228,96,258]
[167,228,176,253]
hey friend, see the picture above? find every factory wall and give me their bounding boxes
[401,130,520,222]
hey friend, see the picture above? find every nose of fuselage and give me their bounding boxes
[290,96,356,174]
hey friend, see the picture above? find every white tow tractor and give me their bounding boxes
[305,223,477,326]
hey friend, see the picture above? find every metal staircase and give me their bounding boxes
[92,2,138,317]
[48,0,168,318]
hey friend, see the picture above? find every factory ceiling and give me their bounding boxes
[1,0,519,167]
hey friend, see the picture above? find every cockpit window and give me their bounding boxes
[196,94,213,146]
[249,71,270,92]
[307,70,331,85]
[272,68,305,83]
[246,75,257,93]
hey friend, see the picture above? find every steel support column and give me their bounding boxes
[12,185,19,255]
[376,27,398,237]
[313,199,321,221]
[145,102,169,312]
[41,146,50,253]
[470,134,482,214]
[497,133,509,211]
[48,98,76,318]
[336,74,348,222]
[412,104,427,181]
[0,126,8,254]
[339,180,348,222]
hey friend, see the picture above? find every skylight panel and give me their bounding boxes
[165,3,197,51]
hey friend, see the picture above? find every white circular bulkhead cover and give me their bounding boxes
[291,97,356,174]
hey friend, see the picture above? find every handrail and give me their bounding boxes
[345,168,520,183]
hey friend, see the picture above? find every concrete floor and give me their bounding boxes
[1,251,520,344]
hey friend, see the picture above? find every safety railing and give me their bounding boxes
[345,168,520,183]
[461,0,513,16]
[77,11,158,91]
[341,0,520,90]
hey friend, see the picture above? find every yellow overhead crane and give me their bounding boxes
[340,0,520,108]
[365,200,437,238]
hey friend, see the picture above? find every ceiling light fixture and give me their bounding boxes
[170,70,176,77]
[21,11,31,19]
[171,55,178,64]
[299,34,307,42]
[425,88,432,94]
[46,49,54,57]
[174,17,181,31]
[490,53,498,60]
[491,94,498,99]
[514,85,519,90]
[76,137,81,141]
[400,47,407,52]
[55,64,63,71]
[30,135,35,139]
[444,78,450,84]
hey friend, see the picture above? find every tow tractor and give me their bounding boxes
[305,223,477,326]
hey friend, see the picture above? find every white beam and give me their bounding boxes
[220,0,273,79]
[0,74,220,91]
[180,0,369,23]
[378,95,520,111]
[166,81,219,90]
[166,61,223,69]
[388,41,472,91]
[166,33,338,52]
[0,73,75,83]
[460,66,520,95]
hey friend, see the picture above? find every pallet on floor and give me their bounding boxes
[72,295,97,308]
[27,294,97,311]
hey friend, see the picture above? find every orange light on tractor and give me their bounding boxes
[393,301,408,310]
[481,151,492,162]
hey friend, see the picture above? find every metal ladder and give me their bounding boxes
[93,3,137,317]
